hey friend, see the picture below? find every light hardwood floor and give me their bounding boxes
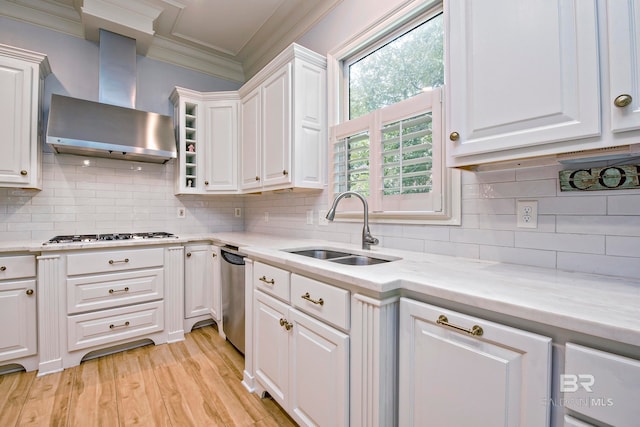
[0,326,297,427]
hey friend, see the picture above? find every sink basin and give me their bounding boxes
[285,248,399,266]
[288,249,353,259]
[329,255,390,265]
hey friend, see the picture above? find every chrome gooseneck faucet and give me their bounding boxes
[326,191,379,250]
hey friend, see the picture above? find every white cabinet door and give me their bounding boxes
[607,0,640,133]
[204,99,238,191]
[261,64,291,188]
[446,0,600,166]
[184,245,214,319]
[240,88,262,190]
[0,279,37,362]
[399,297,551,427]
[254,290,290,407]
[0,46,48,188]
[289,307,349,427]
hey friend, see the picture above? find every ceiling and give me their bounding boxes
[0,0,341,82]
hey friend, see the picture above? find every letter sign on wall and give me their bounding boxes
[559,164,640,191]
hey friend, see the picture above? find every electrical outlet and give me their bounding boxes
[517,200,538,228]
[177,207,186,218]
[264,212,269,222]
[234,208,242,217]
[306,210,314,225]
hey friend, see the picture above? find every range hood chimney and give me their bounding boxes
[46,30,177,164]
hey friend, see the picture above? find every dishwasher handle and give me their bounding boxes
[221,248,246,265]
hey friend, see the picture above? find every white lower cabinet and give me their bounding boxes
[399,297,552,427]
[184,244,219,331]
[253,265,349,427]
[0,255,37,369]
[563,343,640,427]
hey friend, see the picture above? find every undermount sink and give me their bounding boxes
[286,248,399,266]
[329,255,390,265]
[288,249,353,259]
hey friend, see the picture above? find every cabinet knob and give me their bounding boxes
[614,94,633,108]
[20,170,28,176]
[449,132,460,142]
[26,289,34,296]
[186,252,192,257]
[0,266,5,272]
[282,170,288,176]
[212,252,217,258]
[255,176,260,181]
[204,180,209,185]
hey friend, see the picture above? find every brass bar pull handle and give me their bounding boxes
[109,258,130,265]
[259,276,275,285]
[109,321,130,329]
[0,266,6,271]
[436,315,483,336]
[109,287,130,294]
[301,292,324,306]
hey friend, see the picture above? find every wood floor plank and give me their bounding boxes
[0,326,296,427]
[68,356,119,427]
[112,346,172,427]
[148,341,226,426]
[17,369,74,427]
[0,370,35,427]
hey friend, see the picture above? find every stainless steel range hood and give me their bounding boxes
[47,94,176,163]
[46,30,177,164]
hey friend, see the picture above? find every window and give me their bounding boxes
[327,0,460,224]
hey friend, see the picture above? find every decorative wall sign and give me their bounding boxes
[559,164,640,191]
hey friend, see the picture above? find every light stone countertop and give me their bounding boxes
[2,231,639,348]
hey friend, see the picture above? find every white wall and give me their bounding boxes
[0,17,244,242]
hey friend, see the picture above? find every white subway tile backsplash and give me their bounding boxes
[605,236,640,257]
[557,252,640,278]
[480,245,557,269]
[515,231,605,254]
[0,153,244,239]
[608,194,640,215]
[243,163,640,279]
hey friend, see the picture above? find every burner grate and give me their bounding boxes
[44,232,177,245]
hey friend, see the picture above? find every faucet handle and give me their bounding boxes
[364,233,379,246]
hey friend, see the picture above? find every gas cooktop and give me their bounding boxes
[43,232,178,245]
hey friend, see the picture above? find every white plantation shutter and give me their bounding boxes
[329,89,448,220]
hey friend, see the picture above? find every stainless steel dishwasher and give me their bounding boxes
[220,245,246,354]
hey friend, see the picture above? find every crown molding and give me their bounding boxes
[147,36,245,83]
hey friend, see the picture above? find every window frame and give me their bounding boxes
[326,0,460,225]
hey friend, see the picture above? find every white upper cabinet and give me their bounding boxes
[239,44,326,192]
[0,44,50,189]
[171,88,239,194]
[446,0,604,167]
[607,0,640,133]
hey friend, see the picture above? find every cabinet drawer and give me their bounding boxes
[67,248,164,276]
[564,343,640,427]
[67,301,164,351]
[291,274,349,330]
[67,268,164,314]
[254,262,290,302]
[0,255,36,280]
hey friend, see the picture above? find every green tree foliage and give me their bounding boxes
[349,13,444,119]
